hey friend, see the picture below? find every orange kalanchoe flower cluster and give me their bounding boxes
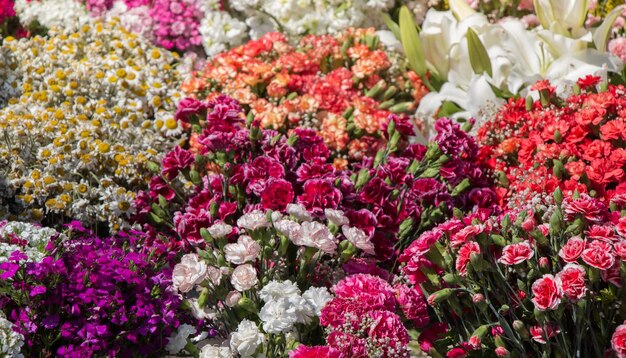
[181,28,428,160]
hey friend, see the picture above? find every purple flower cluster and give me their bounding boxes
[0,222,185,357]
[138,95,496,264]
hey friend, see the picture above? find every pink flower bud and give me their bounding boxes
[495,347,510,357]
[472,293,485,303]
[469,336,481,349]
[539,257,549,269]
[521,215,536,231]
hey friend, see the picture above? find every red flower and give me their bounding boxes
[600,119,626,141]
[612,322,626,358]
[450,225,484,248]
[581,240,615,270]
[615,240,626,260]
[564,196,608,223]
[161,146,195,180]
[530,325,559,344]
[576,75,601,90]
[586,225,618,242]
[260,179,294,211]
[556,263,587,300]
[456,241,480,276]
[558,236,585,263]
[531,274,562,311]
[498,242,534,265]
[617,216,626,238]
[297,179,342,216]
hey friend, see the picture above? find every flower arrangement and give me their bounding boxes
[397,187,626,357]
[0,20,183,231]
[477,77,626,206]
[0,221,187,357]
[134,93,496,356]
[181,29,428,159]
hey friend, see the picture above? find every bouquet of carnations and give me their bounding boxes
[134,93,496,356]
[478,77,626,207]
[397,188,626,357]
[181,29,428,159]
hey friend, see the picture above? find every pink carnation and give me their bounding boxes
[289,345,342,358]
[609,37,626,63]
[456,241,480,276]
[498,242,534,265]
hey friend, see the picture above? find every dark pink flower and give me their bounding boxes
[450,225,484,247]
[612,322,626,358]
[260,179,294,211]
[564,195,608,223]
[161,146,195,180]
[289,345,342,358]
[245,156,285,195]
[174,97,207,122]
[367,310,410,356]
[297,179,342,216]
[395,284,429,328]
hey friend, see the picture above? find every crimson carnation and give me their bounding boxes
[261,179,294,211]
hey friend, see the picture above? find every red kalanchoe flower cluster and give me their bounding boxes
[478,78,626,206]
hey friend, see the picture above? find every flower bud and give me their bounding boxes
[495,347,510,357]
[472,293,485,304]
[146,160,160,173]
[539,257,549,269]
[451,178,471,196]
[513,320,529,339]
[389,101,414,113]
[553,129,562,144]
[525,95,533,111]
[200,228,213,245]
[382,86,397,100]
[365,80,385,98]
[197,287,210,308]
[237,297,257,313]
[427,288,454,306]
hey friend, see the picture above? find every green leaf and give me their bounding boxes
[382,13,401,39]
[436,100,463,118]
[466,27,492,77]
[399,6,426,76]
[593,5,625,52]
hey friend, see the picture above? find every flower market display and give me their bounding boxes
[2,0,626,357]
[0,20,183,232]
[181,28,428,159]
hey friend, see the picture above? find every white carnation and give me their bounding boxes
[231,264,258,292]
[324,208,349,226]
[259,298,297,334]
[229,319,265,357]
[237,210,270,231]
[286,203,313,221]
[224,235,261,264]
[166,324,197,354]
[172,254,208,293]
[200,11,248,57]
[200,345,232,358]
[259,280,300,303]
[302,286,332,316]
[208,221,233,239]
[342,225,375,255]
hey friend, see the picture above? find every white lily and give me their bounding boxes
[533,0,589,38]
